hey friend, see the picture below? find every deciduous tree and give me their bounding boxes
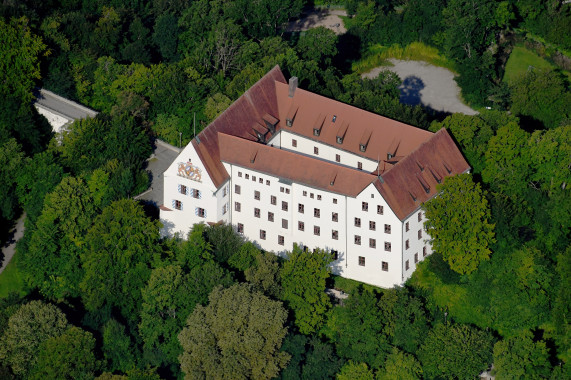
[492,330,550,379]
[423,174,495,274]
[178,283,290,379]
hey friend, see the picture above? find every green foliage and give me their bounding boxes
[336,361,374,380]
[178,283,290,379]
[509,69,571,129]
[423,174,495,274]
[296,27,338,67]
[31,326,99,380]
[0,301,69,377]
[300,337,344,380]
[493,330,551,379]
[281,245,333,335]
[503,45,558,84]
[418,323,494,379]
[553,247,571,362]
[0,17,47,105]
[378,347,422,380]
[153,13,179,62]
[0,139,25,221]
[205,222,245,263]
[228,241,261,272]
[80,199,161,325]
[324,287,388,370]
[204,92,233,122]
[102,319,136,373]
[245,251,282,299]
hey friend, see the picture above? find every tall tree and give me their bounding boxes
[0,17,47,105]
[0,301,69,377]
[178,283,290,379]
[30,326,99,380]
[492,330,551,379]
[80,199,161,325]
[423,174,495,274]
[418,323,494,379]
[378,347,422,380]
[0,139,26,222]
[281,245,333,335]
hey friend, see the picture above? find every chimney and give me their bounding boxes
[288,77,298,98]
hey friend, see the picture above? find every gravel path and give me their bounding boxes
[364,59,478,115]
[286,8,347,35]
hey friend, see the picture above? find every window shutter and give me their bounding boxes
[177,184,181,194]
[172,200,176,209]
[204,209,207,218]
[197,190,202,199]
[180,201,183,211]
[194,207,199,216]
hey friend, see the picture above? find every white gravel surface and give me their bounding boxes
[364,59,478,115]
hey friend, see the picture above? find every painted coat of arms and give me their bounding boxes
[177,160,202,182]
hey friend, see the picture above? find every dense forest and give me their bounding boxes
[0,0,570,379]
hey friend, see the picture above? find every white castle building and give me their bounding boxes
[160,66,469,288]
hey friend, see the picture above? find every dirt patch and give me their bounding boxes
[286,8,347,35]
[364,59,478,115]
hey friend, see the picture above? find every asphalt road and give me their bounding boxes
[135,140,181,206]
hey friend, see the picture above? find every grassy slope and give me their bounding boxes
[503,45,556,84]
[0,252,27,299]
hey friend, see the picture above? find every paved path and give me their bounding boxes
[34,89,97,120]
[0,213,26,275]
[364,59,478,115]
[135,140,181,206]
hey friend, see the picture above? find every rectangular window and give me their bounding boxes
[252,176,256,182]
[314,146,319,155]
[405,240,410,250]
[196,207,205,218]
[192,189,200,199]
[333,198,337,204]
[237,223,244,233]
[223,186,227,197]
[369,221,376,231]
[259,178,263,184]
[245,174,249,179]
[286,188,290,194]
[414,253,418,263]
[314,208,320,218]
[335,154,340,162]
[310,193,314,199]
[354,218,361,227]
[235,202,241,212]
[278,235,284,245]
[384,242,391,252]
[282,219,288,229]
[418,229,422,240]
[423,246,427,257]
[405,260,410,270]
[266,180,270,186]
[222,204,227,215]
[238,172,242,177]
[303,191,307,196]
[298,204,304,213]
[271,196,277,205]
[280,187,284,193]
[359,256,365,266]
[317,195,322,200]
[332,212,338,222]
[174,200,182,210]
[377,205,383,215]
[254,208,260,218]
[405,222,410,232]
[418,212,422,222]
[268,212,274,222]
[369,238,376,248]
[254,190,260,200]
[314,226,320,236]
[235,184,241,194]
[331,250,338,260]
[385,224,391,234]
[179,185,187,195]
[282,201,288,211]
[358,162,362,170]
[260,230,266,240]
[382,261,389,271]
[362,202,368,211]
[298,221,305,231]
[354,235,361,245]
[332,230,338,240]
[292,139,297,147]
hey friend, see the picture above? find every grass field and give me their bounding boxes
[352,42,456,74]
[0,252,27,299]
[503,45,556,84]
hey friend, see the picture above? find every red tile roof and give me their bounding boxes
[218,133,377,197]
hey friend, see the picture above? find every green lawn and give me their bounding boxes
[0,251,27,299]
[503,45,556,84]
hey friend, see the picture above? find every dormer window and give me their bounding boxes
[359,143,367,152]
[336,136,343,144]
[286,119,293,127]
[387,153,393,160]
[313,128,320,136]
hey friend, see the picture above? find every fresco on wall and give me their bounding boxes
[177,160,202,182]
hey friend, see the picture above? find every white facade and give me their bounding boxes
[161,134,433,289]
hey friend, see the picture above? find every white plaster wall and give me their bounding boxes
[345,183,403,288]
[34,106,71,133]
[270,131,379,172]
[161,143,218,237]
[402,208,432,281]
